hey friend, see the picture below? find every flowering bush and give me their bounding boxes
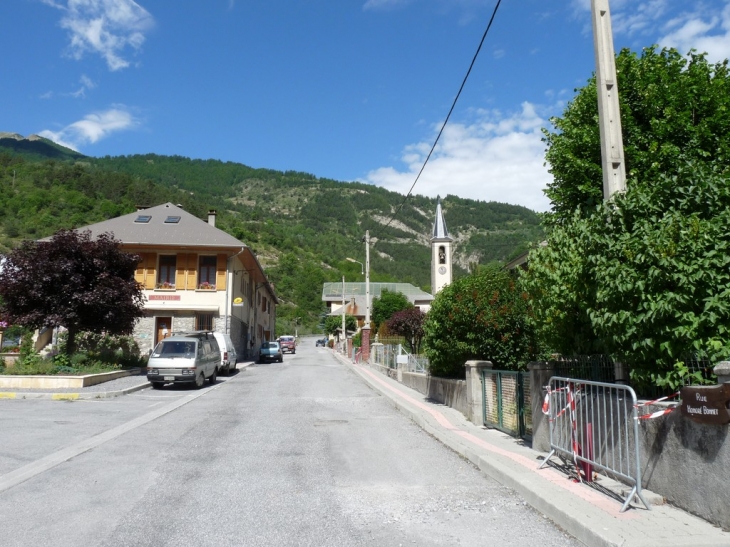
[198,281,216,290]
[156,281,175,289]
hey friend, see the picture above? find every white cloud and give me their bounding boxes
[363,103,552,212]
[659,4,730,62]
[363,0,412,10]
[42,0,154,71]
[39,107,137,151]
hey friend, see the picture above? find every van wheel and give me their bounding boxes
[195,372,205,389]
[209,369,217,384]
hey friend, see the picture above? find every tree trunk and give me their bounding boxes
[66,327,77,356]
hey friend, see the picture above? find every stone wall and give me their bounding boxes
[400,372,467,416]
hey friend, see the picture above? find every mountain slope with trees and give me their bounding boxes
[0,138,543,331]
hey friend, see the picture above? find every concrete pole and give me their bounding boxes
[362,230,371,362]
[341,275,346,354]
[592,0,626,200]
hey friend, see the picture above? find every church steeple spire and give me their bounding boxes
[431,196,452,241]
[431,196,453,294]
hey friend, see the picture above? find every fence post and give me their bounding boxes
[464,360,493,426]
[528,361,554,452]
[715,361,730,384]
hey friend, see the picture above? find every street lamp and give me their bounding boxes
[346,257,364,275]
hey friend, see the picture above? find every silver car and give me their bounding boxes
[258,341,283,363]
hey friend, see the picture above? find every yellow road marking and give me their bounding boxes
[51,393,79,401]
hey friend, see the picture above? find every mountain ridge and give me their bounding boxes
[0,136,543,331]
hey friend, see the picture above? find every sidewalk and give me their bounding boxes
[333,351,730,547]
[0,360,257,400]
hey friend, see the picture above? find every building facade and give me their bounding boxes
[75,203,277,359]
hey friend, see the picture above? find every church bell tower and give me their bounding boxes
[431,197,453,294]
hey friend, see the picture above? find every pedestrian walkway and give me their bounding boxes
[0,361,257,400]
[333,352,730,547]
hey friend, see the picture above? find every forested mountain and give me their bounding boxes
[0,134,543,331]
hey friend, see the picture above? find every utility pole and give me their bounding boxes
[361,230,372,362]
[592,0,626,200]
[341,275,346,354]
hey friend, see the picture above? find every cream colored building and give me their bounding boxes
[76,202,277,359]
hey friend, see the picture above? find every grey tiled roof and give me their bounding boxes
[322,282,433,303]
[73,203,245,248]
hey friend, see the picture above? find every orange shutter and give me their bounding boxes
[216,253,227,291]
[175,254,186,290]
[144,253,157,290]
[186,253,198,290]
[134,253,145,285]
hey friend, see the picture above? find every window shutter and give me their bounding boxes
[144,253,157,290]
[186,253,198,289]
[134,254,145,285]
[216,253,227,291]
[175,254,186,289]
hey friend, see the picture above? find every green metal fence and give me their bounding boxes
[481,369,532,440]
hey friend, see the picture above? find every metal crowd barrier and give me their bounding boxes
[539,377,650,512]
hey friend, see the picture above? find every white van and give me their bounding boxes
[212,332,237,375]
[147,332,220,389]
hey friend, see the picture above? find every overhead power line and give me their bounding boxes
[381,0,503,234]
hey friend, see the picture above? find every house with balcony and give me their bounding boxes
[76,202,277,359]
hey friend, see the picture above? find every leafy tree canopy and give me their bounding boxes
[522,161,730,379]
[424,266,539,378]
[371,289,413,331]
[0,230,145,354]
[543,46,730,224]
[386,307,426,355]
[323,314,357,336]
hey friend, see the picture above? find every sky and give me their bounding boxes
[2,1,730,212]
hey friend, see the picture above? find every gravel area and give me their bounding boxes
[0,371,150,393]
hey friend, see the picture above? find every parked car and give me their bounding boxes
[212,332,237,375]
[316,338,327,347]
[147,332,220,389]
[278,335,296,354]
[259,341,283,363]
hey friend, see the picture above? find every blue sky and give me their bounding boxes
[2,1,730,212]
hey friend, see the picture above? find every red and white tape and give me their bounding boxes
[636,392,680,420]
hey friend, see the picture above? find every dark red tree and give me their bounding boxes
[0,230,145,355]
[386,307,426,355]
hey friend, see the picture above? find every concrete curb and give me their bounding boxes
[335,352,730,547]
[0,360,258,401]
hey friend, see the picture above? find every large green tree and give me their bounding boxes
[371,289,413,331]
[523,161,730,381]
[324,314,357,336]
[424,266,539,378]
[543,47,730,224]
[0,230,145,355]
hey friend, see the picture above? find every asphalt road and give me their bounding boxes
[0,337,580,546]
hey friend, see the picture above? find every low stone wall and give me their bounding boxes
[401,372,467,416]
[0,368,140,389]
[639,404,729,531]
[0,353,20,366]
[367,362,398,380]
